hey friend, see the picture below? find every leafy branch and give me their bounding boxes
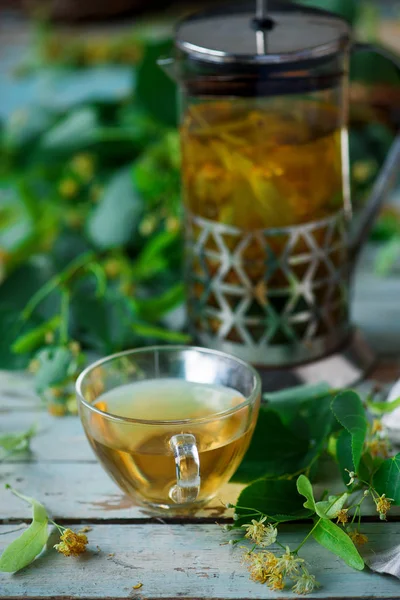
[224,386,400,595]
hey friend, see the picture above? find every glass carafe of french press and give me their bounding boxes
[161,0,400,387]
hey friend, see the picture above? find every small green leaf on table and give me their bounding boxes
[331,391,367,471]
[312,519,364,571]
[0,487,48,573]
[373,453,400,505]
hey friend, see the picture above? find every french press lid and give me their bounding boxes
[176,0,350,67]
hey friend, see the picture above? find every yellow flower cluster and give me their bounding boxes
[241,517,277,547]
[54,528,88,557]
[376,494,392,521]
[349,531,369,546]
[244,547,319,595]
[336,508,349,525]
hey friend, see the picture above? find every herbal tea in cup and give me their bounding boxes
[76,346,261,511]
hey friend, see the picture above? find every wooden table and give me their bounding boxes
[1,244,400,599]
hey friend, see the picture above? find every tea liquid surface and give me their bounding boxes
[86,379,253,507]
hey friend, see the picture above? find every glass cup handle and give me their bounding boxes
[169,434,200,504]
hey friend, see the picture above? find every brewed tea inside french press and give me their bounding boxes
[161,0,396,387]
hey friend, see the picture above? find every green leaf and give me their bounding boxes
[297,0,358,24]
[3,106,56,151]
[131,322,190,343]
[87,167,144,250]
[0,181,37,265]
[0,259,56,315]
[132,132,181,210]
[312,519,364,571]
[336,428,354,483]
[0,425,36,459]
[236,478,312,524]
[132,229,180,281]
[136,283,185,320]
[367,396,400,415]
[296,475,317,512]
[71,285,136,354]
[351,49,400,85]
[316,492,348,519]
[373,453,400,505]
[40,108,98,153]
[12,315,61,354]
[136,39,177,126]
[358,451,383,484]
[374,237,400,276]
[0,487,48,573]
[34,346,76,394]
[331,391,367,471]
[0,308,33,369]
[231,408,309,483]
[263,382,331,407]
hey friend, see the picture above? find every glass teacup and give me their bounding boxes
[76,346,261,511]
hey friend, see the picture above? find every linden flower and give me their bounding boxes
[275,547,304,577]
[241,517,277,547]
[376,494,393,520]
[245,551,278,583]
[54,528,88,557]
[345,469,356,486]
[336,508,349,525]
[349,531,369,546]
[59,178,79,199]
[267,572,285,591]
[292,571,320,595]
[371,419,383,435]
[367,438,389,459]
[71,153,94,182]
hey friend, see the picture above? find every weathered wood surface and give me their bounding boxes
[1,238,400,597]
[0,460,244,522]
[1,414,400,522]
[1,523,400,599]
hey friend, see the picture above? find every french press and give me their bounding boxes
[161,0,400,388]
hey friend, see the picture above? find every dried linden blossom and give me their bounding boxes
[241,516,277,547]
[349,531,369,546]
[54,528,88,557]
[292,572,320,595]
[376,494,393,520]
[336,508,349,525]
[244,548,319,595]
